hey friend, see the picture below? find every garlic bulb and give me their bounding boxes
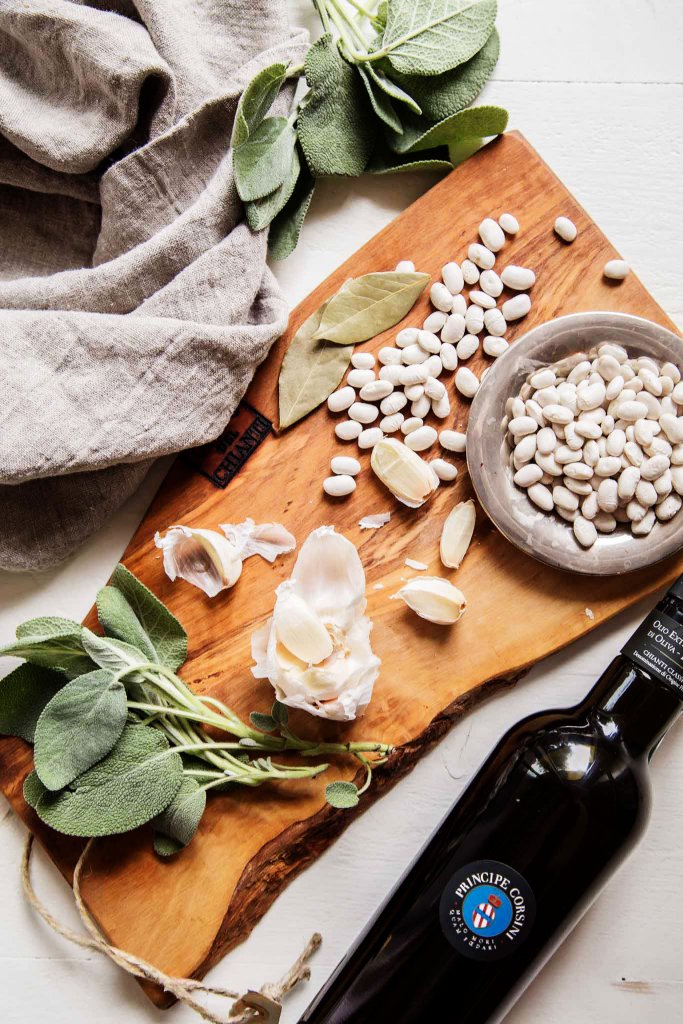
[251,526,380,721]
[155,526,242,598]
[155,519,296,598]
[392,577,467,625]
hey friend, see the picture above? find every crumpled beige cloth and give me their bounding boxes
[0,0,307,571]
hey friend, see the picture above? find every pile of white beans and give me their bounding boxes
[324,212,537,498]
[506,344,683,548]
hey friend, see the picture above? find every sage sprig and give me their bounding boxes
[0,565,392,855]
[232,0,507,258]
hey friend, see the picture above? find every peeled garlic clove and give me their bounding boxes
[291,525,367,631]
[273,589,333,664]
[155,526,242,598]
[440,499,476,569]
[221,518,296,563]
[392,577,467,625]
[371,437,439,508]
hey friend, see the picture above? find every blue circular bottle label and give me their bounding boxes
[439,859,536,960]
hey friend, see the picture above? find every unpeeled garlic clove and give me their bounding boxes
[155,526,242,598]
[392,577,467,625]
[273,589,334,664]
[371,438,439,508]
[440,499,476,569]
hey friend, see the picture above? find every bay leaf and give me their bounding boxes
[233,116,297,202]
[313,271,430,345]
[378,0,497,77]
[247,144,301,232]
[278,299,353,430]
[388,29,500,124]
[34,669,127,791]
[268,162,316,261]
[152,776,206,854]
[0,663,65,743]
[232,61,289,148]
[297,35,374,177]
[389,103,508,155]
[109,563,188,673]
[34,724,183,838]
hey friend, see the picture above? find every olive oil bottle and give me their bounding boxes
[298,578,683,1024]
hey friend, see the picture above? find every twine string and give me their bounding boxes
[21,833,321,1024]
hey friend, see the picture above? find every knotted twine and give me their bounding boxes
[21,833,321,1023]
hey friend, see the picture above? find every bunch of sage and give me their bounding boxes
[234,0,508,258]
[0,565,392,854]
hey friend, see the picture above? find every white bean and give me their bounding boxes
[501,265,536,291]
[351,351,375,370]
[455,367,480,398]
[405,426,437,452]
[441,313,466,343]
[424,376,446,401]
[327,386,356,413]
[440,342,458,371]
[469,289,497,309]
[401,343,430,365]
[465,305,485,335]
[456,334,480,360]
[348,402,378,424]
[323,474,356,496]
[604,259,630,280]
[360,379,393,401]
[395,260,415,273]
[396,327,420,348]
[479,270,504,297]
[401,417,423,435]
[484,335,509,358]
[484,308,507,336]
[442,262,464,294]
[430,282,453,312]
[502,294,532,321]
[426,354,443,378]
[440,429,467,452]
[379,364,405,385]
[379,346,403,365]
[357,428,384,449]
[431,458,458,482]
[400,364,429,386]
[380,392,408,415]
[423,311,448,332]
[528,483,554,511]
[479,218,506,252]
[461,259,480,284]
[335,419,362,441]
[379,413,404,434]
[432,393,451,418]
[468,243,495,270]
[331,456,360,476]
[498,213,520,235]
[573,516,597,547]
[554,216,577,242]
[411,394,431,418]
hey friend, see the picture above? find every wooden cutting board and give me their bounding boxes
[1,132,681,1008]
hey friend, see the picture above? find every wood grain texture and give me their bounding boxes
[1,132,681,1006]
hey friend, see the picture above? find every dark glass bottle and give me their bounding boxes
[298,578,683,1024]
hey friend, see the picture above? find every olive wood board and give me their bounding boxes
[1,132,681,1009]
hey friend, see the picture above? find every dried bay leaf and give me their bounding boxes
[380,0,497,77]
[313,271,430,345]
[298,36,374,177]
[233,116,297,202]
[278,299,353,430]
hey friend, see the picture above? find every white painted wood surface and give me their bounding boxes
[1,1,682,1021]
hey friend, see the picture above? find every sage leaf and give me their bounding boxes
[325,780,360,809]
[154,833,184,857]
[364,63,421,115]
[249,711,277,732]
[298,36,374,177]
[313,271,430,345]
[234,116,297,202]
[367,145,452,175]
[448,136,488,166]
[152,776,206,854]
[268,162,316,260]
[232,61,289,148]
[247,144,301,232]
[278,299,353,430]
[379,0,497,76]
[389,29,500,124]
[33,669,127,791]
[24,770,47,810]
[109,563,187,672]
[374,0,388,31]
[34,725,183,838]
[97,586,157,664]
[357,65,403,133]
[0,663,65,743]
[272,700,288,726]
[0,618,95,679]
[389,103,508,155]
[81,628,147,678]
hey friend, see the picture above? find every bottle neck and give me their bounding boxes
[587,657,682,759]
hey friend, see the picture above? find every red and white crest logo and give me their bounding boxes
[471,892,502,930]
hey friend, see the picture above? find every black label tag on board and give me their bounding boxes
[622,609,683,698]
[182,402,272,489]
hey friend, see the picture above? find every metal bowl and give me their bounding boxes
[467,312,683,576]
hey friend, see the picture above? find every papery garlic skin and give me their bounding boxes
[392,576,467,625]
[155,527,242,598]
[251,526,381,722]
[221,519,296,563]
[371,438,439,508]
